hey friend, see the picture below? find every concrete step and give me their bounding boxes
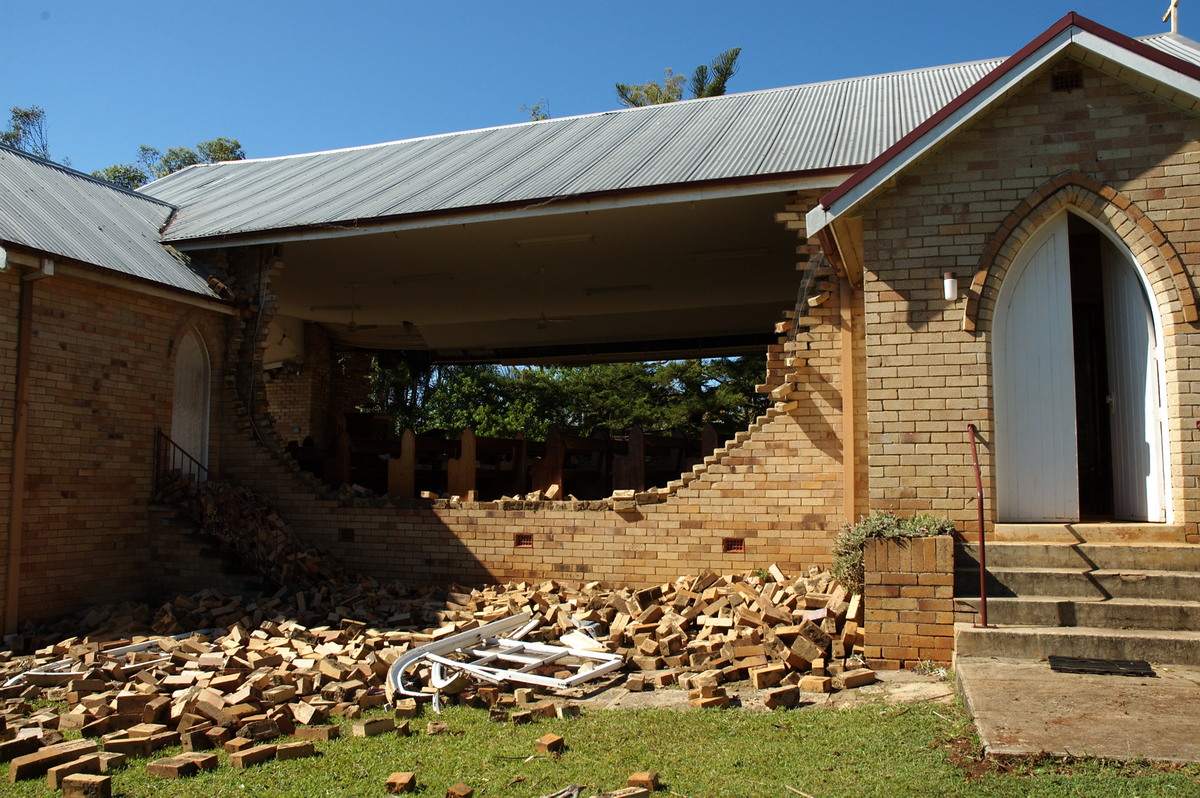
[957,542,1200,571]
[960,566,1104,598]
[986,523,1189,543]
[954,622,1200,666]
[954,596,1200,631]
[957,565,1200,600]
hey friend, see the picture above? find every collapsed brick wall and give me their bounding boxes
[0,263,231,625]
[221,189,862,589]
[856,57,1200,539]
[862,535,954,669]
[218,400,851,588]
[263,322,334,447]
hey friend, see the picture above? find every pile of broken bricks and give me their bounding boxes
[1,564,875,793]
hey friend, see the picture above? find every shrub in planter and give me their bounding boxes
[832,511,955,594]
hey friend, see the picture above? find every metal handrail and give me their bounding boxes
[966,423,993,628]
[154,427,209,489]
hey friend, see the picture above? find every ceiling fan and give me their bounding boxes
[311,283,378,332]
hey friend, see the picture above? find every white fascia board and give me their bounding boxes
[809,28,1200,238]
[808,29,1077,237]
[168,172,852,252]
[1074,30,1200,102]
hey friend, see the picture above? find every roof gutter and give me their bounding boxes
[5,253,54,634]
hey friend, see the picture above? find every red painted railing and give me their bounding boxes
[154,427,209,490]
[966,423,993,628]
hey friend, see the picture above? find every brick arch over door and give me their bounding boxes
[963,171,1197,334]
[975,179,1178,523]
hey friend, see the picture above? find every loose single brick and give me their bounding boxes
[275,740,316,760]
[205,726,233,746]
[240,718,282,742]
[841,668,878,688]
[534,733,564,753]
[61,773,112,798]
[352,717,395,737]
[96,752,126,773]
[395,720,411,737]
[627,771,661,790]
[294,725,340,742]
[229,744,277,768]
[799,675,833,693]
[386,771,417,793]
[393,698,419,718]
[762,685,799,709]
[224,736,255,753]
[176,752,219,771]
[146,756,200,779]
[445,783,474,798]
[181,728,214,752]
[426,721,449,735]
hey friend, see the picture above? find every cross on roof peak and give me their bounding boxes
[1164,0,1182,34]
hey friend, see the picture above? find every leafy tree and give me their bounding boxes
[93,137,246,189]
[364,356,767,442]
[1,105,51,159]
[615,69,686,108]
[616,47,742,108]
[689,47,742,99]
[91,163,149,190]
[521,98,551,121]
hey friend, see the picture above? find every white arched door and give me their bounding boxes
[994,214,1078,521]
[994,211,1167,523]
[171,331,210,478]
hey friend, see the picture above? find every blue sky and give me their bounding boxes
[3,1,1191,175]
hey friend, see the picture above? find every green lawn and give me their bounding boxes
[5,700,1198,797]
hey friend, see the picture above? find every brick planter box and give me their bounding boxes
[862,536,954,669]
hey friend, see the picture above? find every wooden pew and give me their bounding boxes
[328,413,400,492]
[612,426,692,492]
[387,428,528,500]
[531,427,625,500]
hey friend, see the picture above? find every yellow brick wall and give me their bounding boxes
[862,535,954,669]
[857,58,1200,540]
[0,264,229,626]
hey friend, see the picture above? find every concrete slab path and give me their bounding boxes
[957,655,1200,763]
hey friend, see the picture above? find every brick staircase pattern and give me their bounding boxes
[953,529,1200,666]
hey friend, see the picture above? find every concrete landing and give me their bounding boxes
[956,655,1200,763]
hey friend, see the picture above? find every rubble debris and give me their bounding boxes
[0,564,875,785]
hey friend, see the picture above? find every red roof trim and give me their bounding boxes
[818,12,1200,212]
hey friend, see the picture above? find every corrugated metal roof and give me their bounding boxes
[0,145,216,296]
[1140,32,1200,66]
[140,30,1200,245]
[143,59,1004,242]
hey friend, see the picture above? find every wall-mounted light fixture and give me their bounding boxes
[943,271,959,302]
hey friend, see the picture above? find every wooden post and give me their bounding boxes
[447,428,476,498]
[840,275,857,525]
[387,429,417,498]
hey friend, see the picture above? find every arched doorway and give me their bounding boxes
[171,331,211,478]
[993,210,1167,523]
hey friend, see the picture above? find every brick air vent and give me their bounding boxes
[514,533,534,548]
[722,537,746,554]
[338,528,355,543]
[1051,70,1083,93]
